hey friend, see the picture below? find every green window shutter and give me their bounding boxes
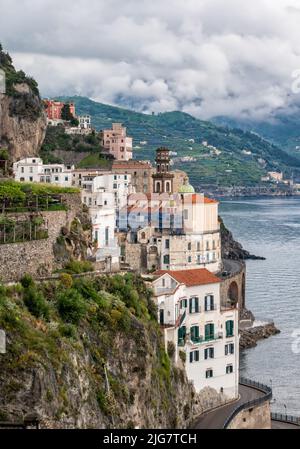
[189,298,193,314]
[195,351,199,362]
[195,297,199,313]
[225,345,228,356]
[191,326,195,340]
[190,352,193,363]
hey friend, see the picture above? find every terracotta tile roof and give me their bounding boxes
[155,268,221,286]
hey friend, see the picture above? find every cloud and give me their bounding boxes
[1,0,300,120]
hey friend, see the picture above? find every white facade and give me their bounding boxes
[152,270,239,400]
[78,115,92,129]
[82,190,120,265]
[13,158,74,187]
[81,173,133,212]
[81,174,132,265]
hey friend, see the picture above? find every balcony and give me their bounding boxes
[190,333,223,345]
[154,286,176,296]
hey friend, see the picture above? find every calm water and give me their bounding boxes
[220,197,300,415]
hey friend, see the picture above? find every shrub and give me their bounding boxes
[56,289,87,324]
[59,273,73,290]
[59,323,77,339]
[21,274,35,289]
[63,260,94,274]
[167,341,176,359]
[23,287,50,320]
[179,351,186,364]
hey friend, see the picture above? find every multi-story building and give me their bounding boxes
[152,268,239,399]
[80,172,133,214]
[121,191,221,273]
[44,100,76,120]
[13,158,74,187]
[112,160,154,194]
[82,189,120,270]
[100,123,133,161]
[78,115,92,130]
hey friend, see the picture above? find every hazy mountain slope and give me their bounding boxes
[213,108,300,156]
[56,96,300,186]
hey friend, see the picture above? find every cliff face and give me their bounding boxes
[0,87,47,163]
[0,46,47,163]
[0,274,227,429]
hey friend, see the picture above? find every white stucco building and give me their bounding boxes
[81,172,133,213]
[122,192,222,273]
[81,173,133,268]
[13,158,74,187]
[152,269,239,400]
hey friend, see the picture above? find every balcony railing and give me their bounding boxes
[190,333,223,345]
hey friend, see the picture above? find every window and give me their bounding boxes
[29,177,33,182]
[189,350,200,363]
[163,255,170,265]
[188,256,192,263]
[190,326,200,343]
[188,242,192,251]
[225,344,234,355]
[29,167,33,173]
[205,295,214,311]
[206,369,213,379]
[180,298,188,309]
[205,323,215,341]
[65,177,68,182]
[105,227,109,246]
[204,348,214,360]
[184,210,189,220]
[197,255,201,265]
[226,365,233,374]
[189,297,199,314]
[21,167,24,173]
[197,242,200,252]
[226,320,234,338]
[113,184,118,189]
[206,241,210,251]
[178,326,186,345]
[55,176,59,181]
[165,239,170,249]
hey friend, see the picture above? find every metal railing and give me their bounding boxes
[223,377,272,429]
[271,412,300,426]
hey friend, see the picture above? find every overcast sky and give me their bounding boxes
[1,0,300,120]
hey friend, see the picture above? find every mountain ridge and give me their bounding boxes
[55,96,300,186]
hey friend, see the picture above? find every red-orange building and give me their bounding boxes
[44,100,76,120]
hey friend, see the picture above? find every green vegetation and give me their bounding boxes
[0,273,184,426]
[61,103,79,126]
[0,43,39,97]
[62,260,94,274]
[56,96,300,186]
[76,153,111,169]
[40,126,109,168]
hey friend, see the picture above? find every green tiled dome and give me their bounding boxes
[178,183,195,193]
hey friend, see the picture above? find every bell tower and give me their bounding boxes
[152,147,174,194]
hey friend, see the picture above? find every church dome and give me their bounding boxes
[178,183,195,193]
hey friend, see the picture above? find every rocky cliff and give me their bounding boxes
[0,274,227,429]
[0,45,47,163]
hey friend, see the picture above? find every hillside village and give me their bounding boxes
[0,49,280,429]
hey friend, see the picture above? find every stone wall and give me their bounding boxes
[228,401,271,429]
[220,262,246,316]
[0,194,82,282]
[125,242,143,272]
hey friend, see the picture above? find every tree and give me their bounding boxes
[61,103,79,126]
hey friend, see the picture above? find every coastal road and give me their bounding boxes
[192,384,265,429]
